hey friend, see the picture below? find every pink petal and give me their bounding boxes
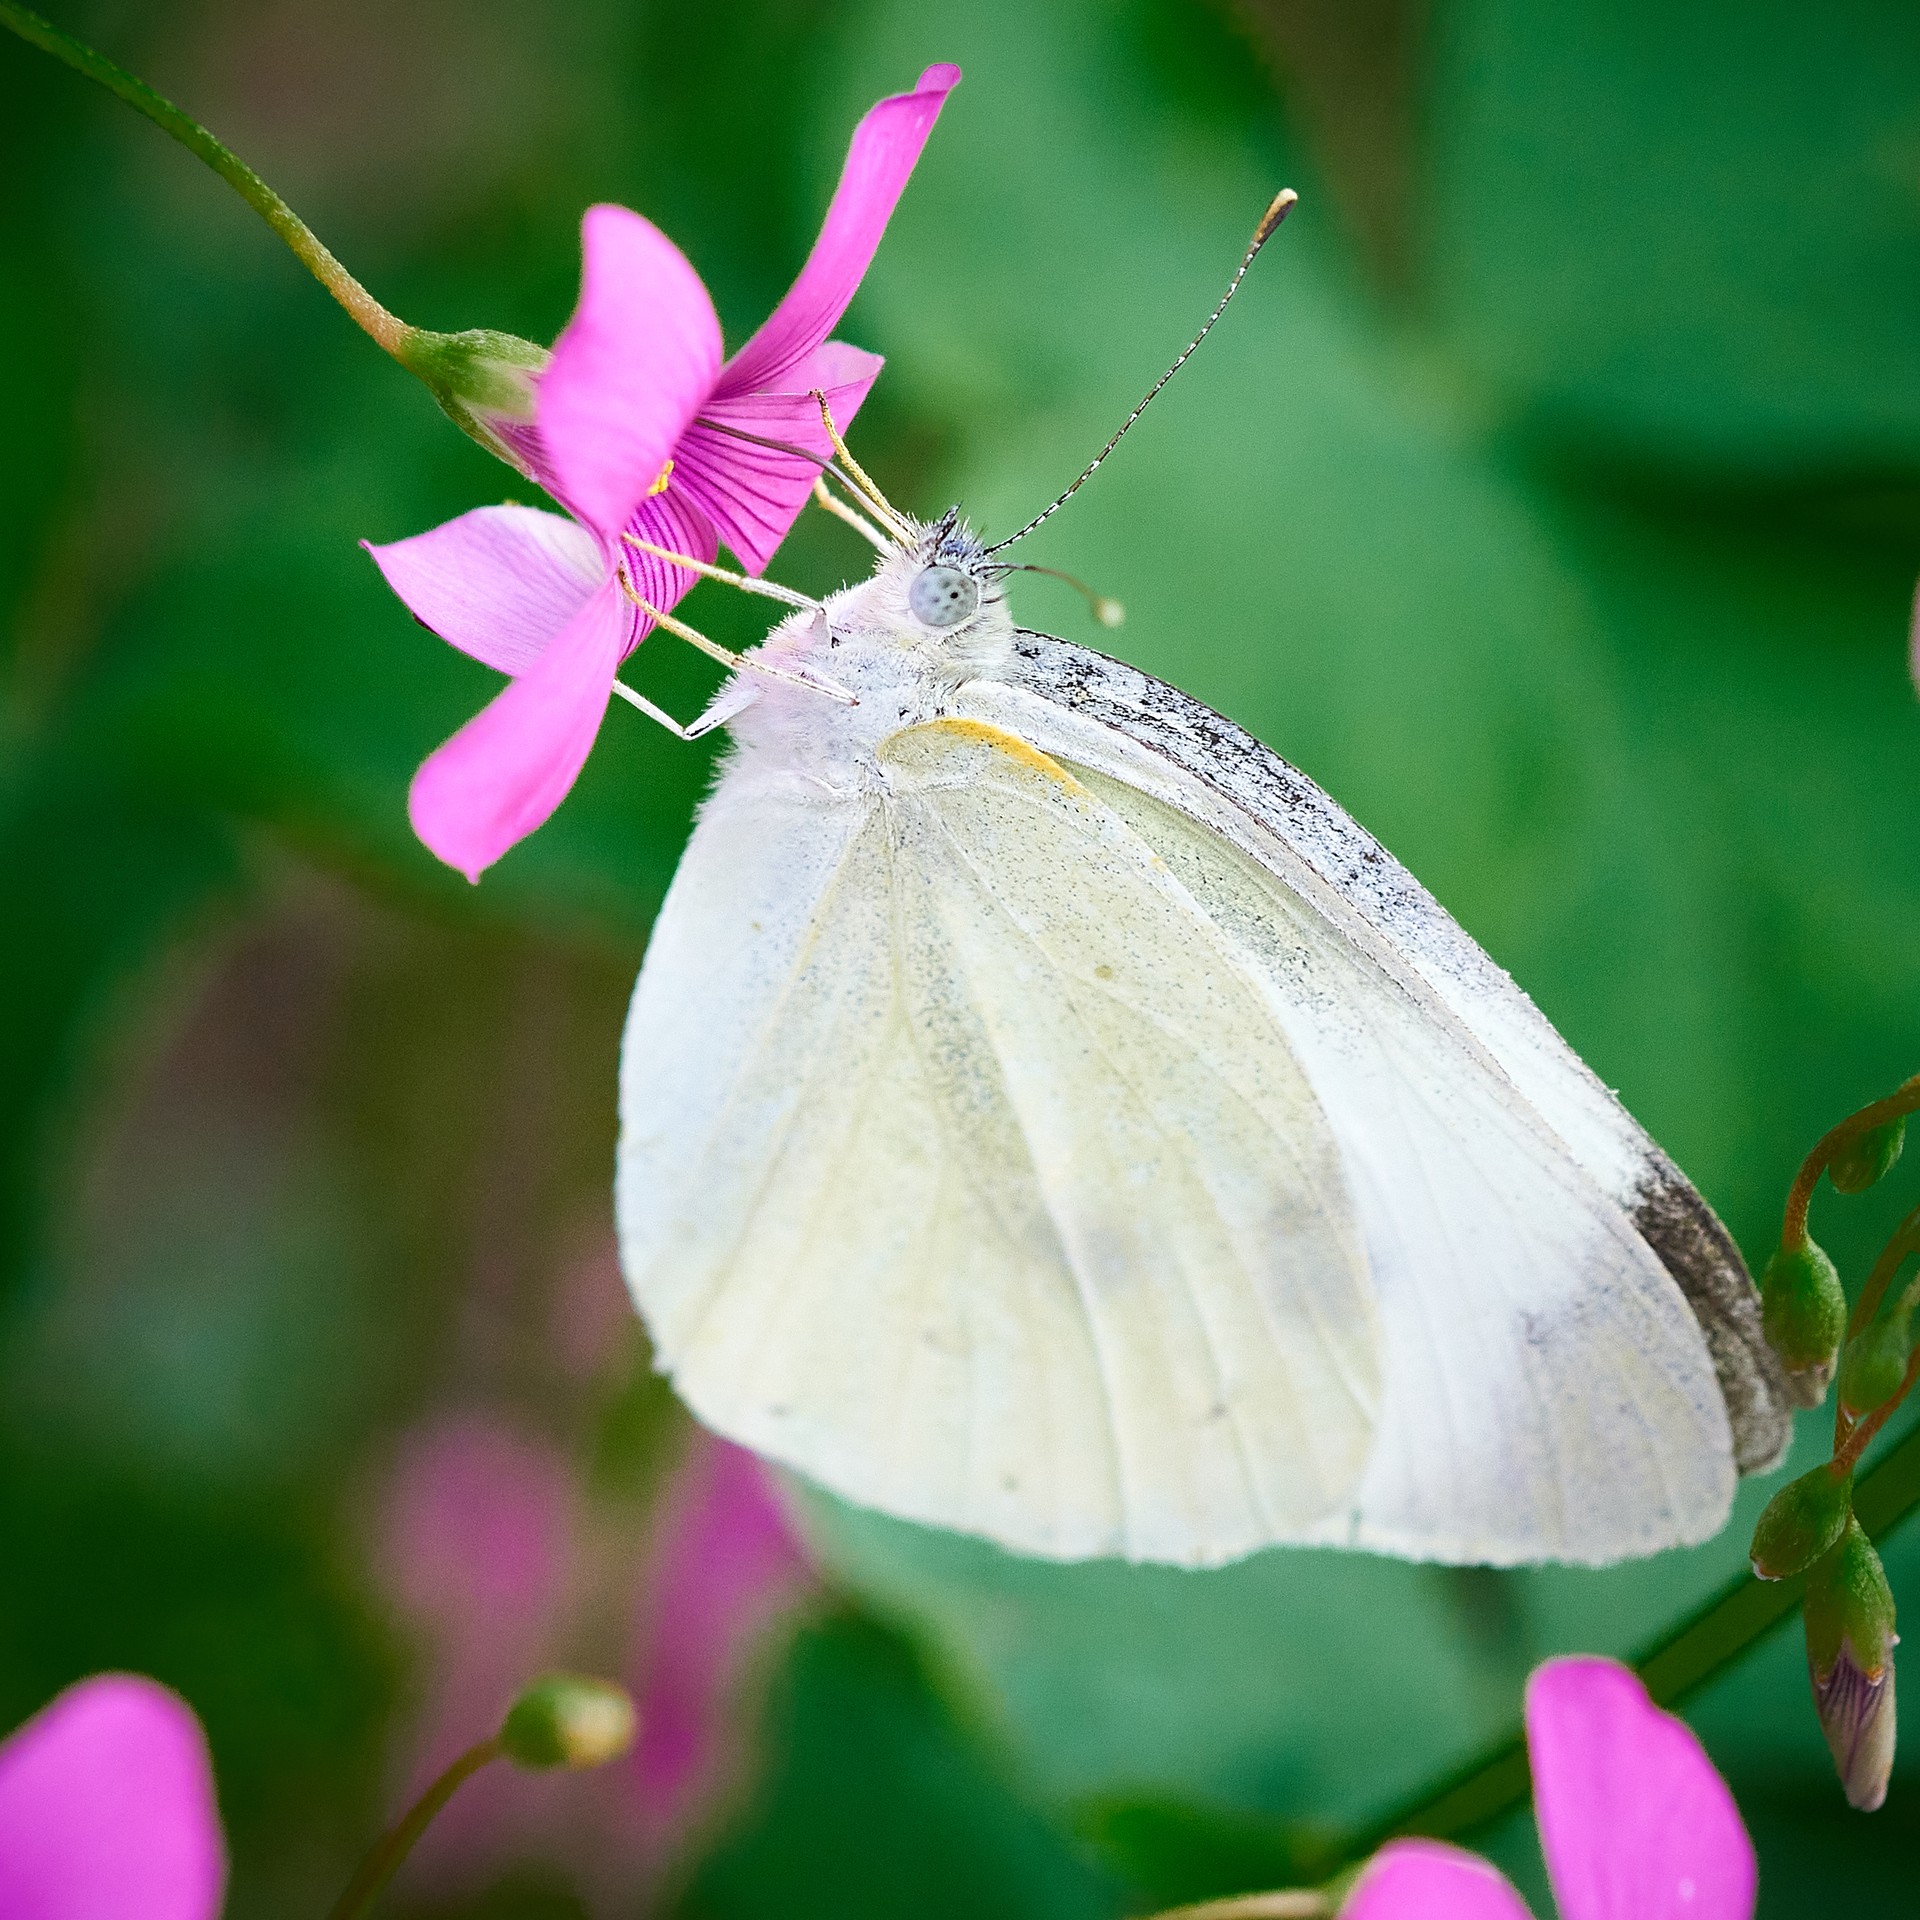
[1526,1658,1756,1920]
[1342,1840,1534,1920]
[712,64,959,401]
[537,205,723,537]
[364,504,604,675]
[0,1674,226,1920]
[677,341,882,573]
[408,576,628,881]
[617,488,722,646]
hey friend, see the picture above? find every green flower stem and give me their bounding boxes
[0,0,410,354]
[1783,1073,1920,1249]
[1327,1412,1920,1874]
[324,1734,505,1920]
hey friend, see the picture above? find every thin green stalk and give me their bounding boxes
[0,0,408,352]
[325,1734,504,1920]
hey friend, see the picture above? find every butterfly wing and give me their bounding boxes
[618,718,1381,1565]
[960,636,1796,1523]
[619,656,1780,1566]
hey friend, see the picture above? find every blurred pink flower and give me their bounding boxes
[0,1673,226,1920]
[378,1416,578,1883]
[367,62,960,881]
[376,1410,812,1910]
[629,1435,812,1842]
[1343,1657,1755,1920]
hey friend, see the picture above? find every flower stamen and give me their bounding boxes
[810,475,893,552]
[810,389,914,541]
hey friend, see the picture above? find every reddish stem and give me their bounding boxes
[1782,1075,1920,1250]
[1833,1211,1920,1459]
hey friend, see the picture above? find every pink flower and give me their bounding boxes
[0,1674,226,1920]
[1344,1658,1756,1920]
[368,63,960,881]
[376,1417,578,1886]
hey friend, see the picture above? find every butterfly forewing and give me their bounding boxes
[967,637,1795,1486]
[1065,758,1736,1563]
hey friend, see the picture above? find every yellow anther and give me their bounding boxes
[647,459,674,497]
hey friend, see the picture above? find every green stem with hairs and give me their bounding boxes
[1782,1074,1920,1250]
[0,0,553,472]
[0,0,409,353]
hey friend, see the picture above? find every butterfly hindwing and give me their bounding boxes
[618,718,1381,1564]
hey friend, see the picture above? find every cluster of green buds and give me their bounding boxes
[1752,1075,1918,1811]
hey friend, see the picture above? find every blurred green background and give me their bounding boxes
[4,0,1920,1914]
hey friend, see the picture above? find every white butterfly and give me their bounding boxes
[612,202,1797,1571]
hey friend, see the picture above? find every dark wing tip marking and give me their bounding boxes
[1630,1154,1796,1473]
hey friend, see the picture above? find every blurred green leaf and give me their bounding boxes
[677,1612,1123,1920]
[1427,0,1920,472]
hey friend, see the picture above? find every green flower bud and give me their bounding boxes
[1805,1519,1898,1811]
[1761,1237,1847,1397]
[1750,1464,1853,1580]
[393,327,549,472]
[499,1674,636,1771]
[1829,1117,1906,1196]
[1838,1307,1916,1417]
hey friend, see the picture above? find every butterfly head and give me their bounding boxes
[818,506,1012,668]
[727,511,1014,771]
[899,507,998,630]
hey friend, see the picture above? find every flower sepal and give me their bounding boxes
[1830,1117,1907,1195]
[1838,1306,1916,1418]
[1761,1235,1847,1400]
[499,1673,637,1771]
[393,326,550,471]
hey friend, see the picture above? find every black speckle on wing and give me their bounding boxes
[1005,630,1449,956]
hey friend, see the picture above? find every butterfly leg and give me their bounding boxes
[614,565,856,706]
[620,533,819,611]
[609,677,755,741]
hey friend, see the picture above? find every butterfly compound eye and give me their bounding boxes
[908,565,981,629]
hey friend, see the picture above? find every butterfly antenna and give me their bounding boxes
[983,188,1297,556]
